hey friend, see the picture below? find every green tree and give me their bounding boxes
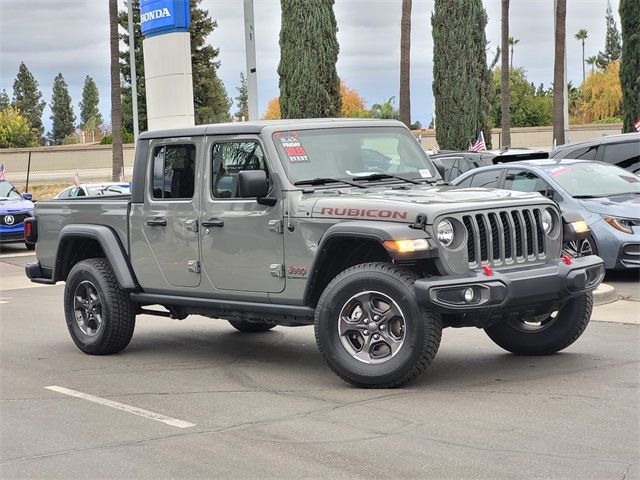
[190,0,231,124]
[432,0,490,149]
[278,0,341,118]
[596,1,622,70]
[234,72,249,120]
[49,73,76,145]
[399,0,412,127]
[0,107,38,148]
[78,75,103,131]
[369,97,399,119]
[119,0,146,133]
[619,0,640,133]
[575,29,588,84]
[0,90,10,110]
[508,36,519,66]
[490,68,552,127]
[12,62,46,143]
[586,55,598,74]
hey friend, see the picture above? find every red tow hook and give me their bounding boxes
[562,255,572,266]
[482,265,493,277]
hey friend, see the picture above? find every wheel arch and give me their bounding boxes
[54,225,138,290]
[303,221,438,307]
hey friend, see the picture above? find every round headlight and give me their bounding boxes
[541,209,554,235]
[436,219,455,246]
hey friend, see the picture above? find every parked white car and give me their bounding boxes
[55,182,130,198]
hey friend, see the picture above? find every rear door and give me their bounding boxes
[132,139,201,289]
[199,136,285,293]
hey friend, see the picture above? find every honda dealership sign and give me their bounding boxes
[140,0,190,37]
[140,0,194,130]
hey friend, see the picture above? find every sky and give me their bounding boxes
[0,0,621,134]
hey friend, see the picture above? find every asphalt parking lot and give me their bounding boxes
[1,245,638,479]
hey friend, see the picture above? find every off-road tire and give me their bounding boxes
[314,262,442,388]
[485,292,593,355]
[64,258,136,355]
[228,319,277,333]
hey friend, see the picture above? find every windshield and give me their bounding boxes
[86,184,130,196]
[0,181,22,200]
[273,127,438,184]
[541,162,640,197]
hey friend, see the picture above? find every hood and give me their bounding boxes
[306,185,550,223]
[0,198,34,213]
[578,194,640,219]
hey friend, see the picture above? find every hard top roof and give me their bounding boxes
[138,118,406,140]
[553,132,639,150]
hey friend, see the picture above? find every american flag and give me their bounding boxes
[0,163,5,181]
[73,171,80,188]
[634,119,640,133]
[469,131,487,152]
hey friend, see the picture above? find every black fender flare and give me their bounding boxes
[54,224,138,290]
[303,221,438,305]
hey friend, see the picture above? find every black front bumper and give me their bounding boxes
[415,255,605,315]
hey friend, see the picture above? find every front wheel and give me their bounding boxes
[315,263,442,388]
[484,293,593,355]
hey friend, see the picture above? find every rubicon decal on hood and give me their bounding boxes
[319,207,408,220]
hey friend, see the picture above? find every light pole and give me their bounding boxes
[243,0,258,121]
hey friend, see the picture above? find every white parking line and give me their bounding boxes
[45,386,196,429]
[0,298,9,304]
[0,252,36,258]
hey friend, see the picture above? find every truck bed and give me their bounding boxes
[34,196,131,272]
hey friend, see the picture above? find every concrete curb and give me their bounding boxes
[593,283,618,306]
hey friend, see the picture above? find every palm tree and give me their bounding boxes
[399,0,412,127]
[586,55,597,74]
[508,36,519,67]
[575,29,588,83]
[109,0,123,181]
[370,97,399,119]
[501,0,511,148]
[553,0,567,145]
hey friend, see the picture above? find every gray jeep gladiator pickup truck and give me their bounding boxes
[25,119,605,388]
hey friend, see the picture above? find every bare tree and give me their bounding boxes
[553,0,567,145]
[399,0,412,127]
[501,0,511,148]
[109,0,123,181]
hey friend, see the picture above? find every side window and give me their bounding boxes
[574,146,598,160]
[152,144,196,200]
[470,170,501,188]
[212,141,266,199]
[57,188,71,198]
[70,187,85,197]
[503,169,549,195]
[439,157,472,182]
[602,142,640,168]
[457,175,473,188]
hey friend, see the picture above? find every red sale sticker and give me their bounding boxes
[278,132,310,163]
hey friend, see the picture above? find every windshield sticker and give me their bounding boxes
[419,169,433,178]
[277,132,310,163]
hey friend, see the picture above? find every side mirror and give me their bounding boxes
[22,193,33,201]
[238,170,269,198]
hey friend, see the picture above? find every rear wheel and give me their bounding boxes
[484,293,593,355]
[64,258,136,355]
[315,262,442,388]
[228,319,277,333]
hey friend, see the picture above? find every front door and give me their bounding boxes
[137,140,201,288]
[199,138,285,293]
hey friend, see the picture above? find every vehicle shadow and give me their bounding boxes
[116,323,599,390]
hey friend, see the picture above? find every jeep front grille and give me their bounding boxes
[463,208,547,267]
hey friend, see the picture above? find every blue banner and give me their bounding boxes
[140,0,190,37]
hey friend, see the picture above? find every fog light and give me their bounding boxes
[464,287,475,303]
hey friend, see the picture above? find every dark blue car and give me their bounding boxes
[0,180,34,249]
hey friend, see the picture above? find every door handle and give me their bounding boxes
[201,219,224,228]
[146,218,167,227]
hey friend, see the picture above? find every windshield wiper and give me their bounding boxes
[293,177,366,189]
[351,173,422,185]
